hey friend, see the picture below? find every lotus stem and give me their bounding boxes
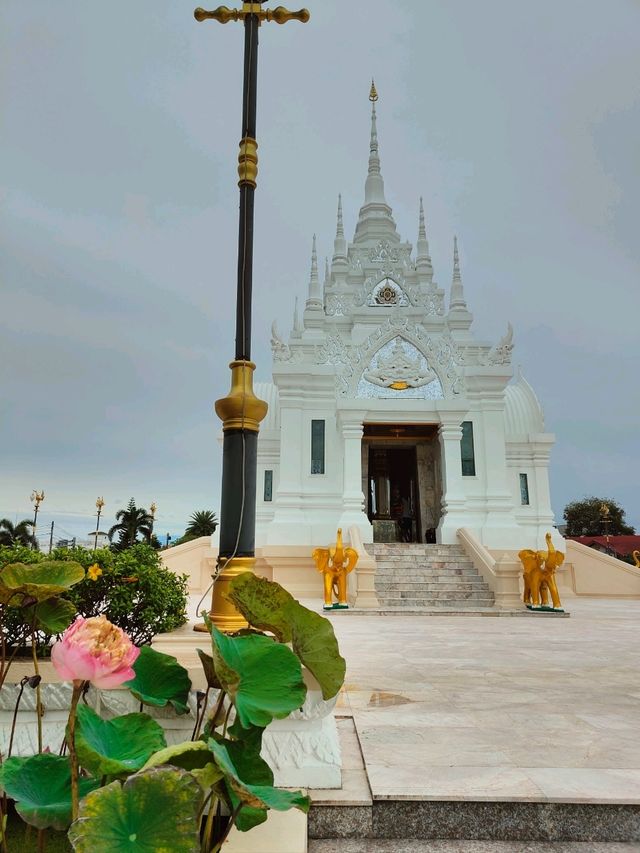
[67,680,85,822]
[211,804,241,853]
[30,631,42,753]
[8,676,29,757]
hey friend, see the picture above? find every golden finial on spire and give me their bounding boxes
[369,79,378,102]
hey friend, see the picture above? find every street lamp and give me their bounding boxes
[94,496,105,552]
[600,502,612,556]
[149,502,157,545]
[193,1,309,632]
[30,490,45,548]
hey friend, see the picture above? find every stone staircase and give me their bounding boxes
[373,543,495,609]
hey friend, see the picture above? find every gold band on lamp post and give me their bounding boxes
[194,556,256,633]
[194,362,266,632]
[215,360,268,433]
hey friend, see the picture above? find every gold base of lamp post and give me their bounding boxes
[193,555,254,633]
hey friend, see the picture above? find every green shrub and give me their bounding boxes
[0,544,188,649]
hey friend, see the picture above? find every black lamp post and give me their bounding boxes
[193,1,309,632]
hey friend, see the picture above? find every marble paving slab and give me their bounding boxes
[309,841,640,852]
[328,599,640,804]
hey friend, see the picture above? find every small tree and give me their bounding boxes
[184,510,218,538]
[563,496,635,537]
[108,499,154,551]
[0,518,38,549]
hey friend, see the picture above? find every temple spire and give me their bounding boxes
[449,235,467,310]
[333,194,347,260]
[324,256,330,288]
[292,296,301,335]
[306,233,322,309]
[364,80,385,204]
[416,197,432,278]
[354,81,399,243]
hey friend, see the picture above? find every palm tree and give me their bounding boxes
[108,499,154,551]
[0,518,38,549]
[184,510,218,538]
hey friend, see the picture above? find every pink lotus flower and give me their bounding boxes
[51,615,139,689]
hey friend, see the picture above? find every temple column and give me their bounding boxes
[479,399,519,547]
[437,414,467,544]
[266,401,307,544]
[337,414,371,537]
[531,437,555,542]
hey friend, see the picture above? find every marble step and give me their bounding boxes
[373,549,469,560]
[376,582,490,594]
[378,585,492,597]
[375,554,474,562]
[375,568,479,578]
[377,593,495,604]
[376,597,496,608]
[373,547,468,557]
[376,557,475,571]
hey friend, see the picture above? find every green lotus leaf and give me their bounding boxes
[0,561,85,602]
[218,727,273,832]
[31,596,77,634]
[210,625,306,728]
[209,740,309,818]
[74,705,167,777]
[227,572,294,642]
[68,767,202,853]
[288,603,346,700]
[142,740,223,790]
[196,647,221,689]
[228,572,346,700]
[124,646,191,715]
[0,754,99,831]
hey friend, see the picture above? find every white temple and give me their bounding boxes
[255,85,555,552]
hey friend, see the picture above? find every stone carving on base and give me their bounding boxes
[519,532,564,610]
[261,668,341,787]
[0,670,342,789]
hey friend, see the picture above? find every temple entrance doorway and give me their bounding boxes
[362,424,442,543]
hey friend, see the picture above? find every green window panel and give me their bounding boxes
[311,419,325,475]
[460,421,476,477]
[264,469,273,502]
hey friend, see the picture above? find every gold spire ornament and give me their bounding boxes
[369,79,378,102]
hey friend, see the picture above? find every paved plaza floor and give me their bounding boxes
[316,598,640,804]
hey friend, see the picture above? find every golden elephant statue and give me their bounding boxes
[312,528,358,610]
[519,532,564,610]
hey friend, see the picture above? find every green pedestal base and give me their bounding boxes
[323,603,349,611]
[526,604,565,613]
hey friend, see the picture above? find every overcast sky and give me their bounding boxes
[1,0,639,543]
